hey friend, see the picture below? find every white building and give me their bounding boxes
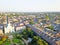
[0,29,3,34]
[5,23,15,33]
[16,23,26,31]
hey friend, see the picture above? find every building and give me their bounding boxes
[0,24,4,34]
[4,16,15,33]
[55,40,60,45]
[16,23,26,31]
[0,28,3,34]
[4,23,15,33]
[54,24,60,32]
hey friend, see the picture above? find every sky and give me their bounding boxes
[0,0,60,12]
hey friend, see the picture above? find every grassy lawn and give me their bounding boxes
[3,37,24,45]
[13,38,20,43]
[2,33,24,45]
[3,40,11,45]
[13,38,24,45]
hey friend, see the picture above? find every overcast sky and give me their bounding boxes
[0,0,60,12]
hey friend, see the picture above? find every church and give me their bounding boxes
[4,16,15,33]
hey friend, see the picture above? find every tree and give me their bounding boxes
[16,34,23,39]
[29,21,34,24]
[31,36,48,45]
[0,41,3,45]
[45,15,49,21]
[2,35,7,41]
[37,39,44,45]
[22,31,28,40]
[43,41,48,45]
[26,28,34,38]
[29,19,34,24]
[37,38,48,45]
[47,26,54,30]
[32,36,39,42]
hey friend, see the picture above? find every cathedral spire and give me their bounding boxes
[6,15,8,27]
[6,15,8,24]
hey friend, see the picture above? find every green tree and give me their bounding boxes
[47,26,54,30]
[0,41,3,45]
[22,31,28,39]
[29,19,34,24]
[37,39,44,45]
[16,34,23,39]
[2,35,7,42]
[32,36,39,42]
[43,41,48,45]
[26,28,34,38]
[45,15,49,20]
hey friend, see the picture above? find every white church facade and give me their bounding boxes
[4,23,15,33]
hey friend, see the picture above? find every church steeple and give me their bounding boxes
[6,15,8,27]
[3,25,5,34]
[7,15,8,24]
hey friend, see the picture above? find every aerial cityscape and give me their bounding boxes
[0,0,60,45]
[0,12,60,45]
